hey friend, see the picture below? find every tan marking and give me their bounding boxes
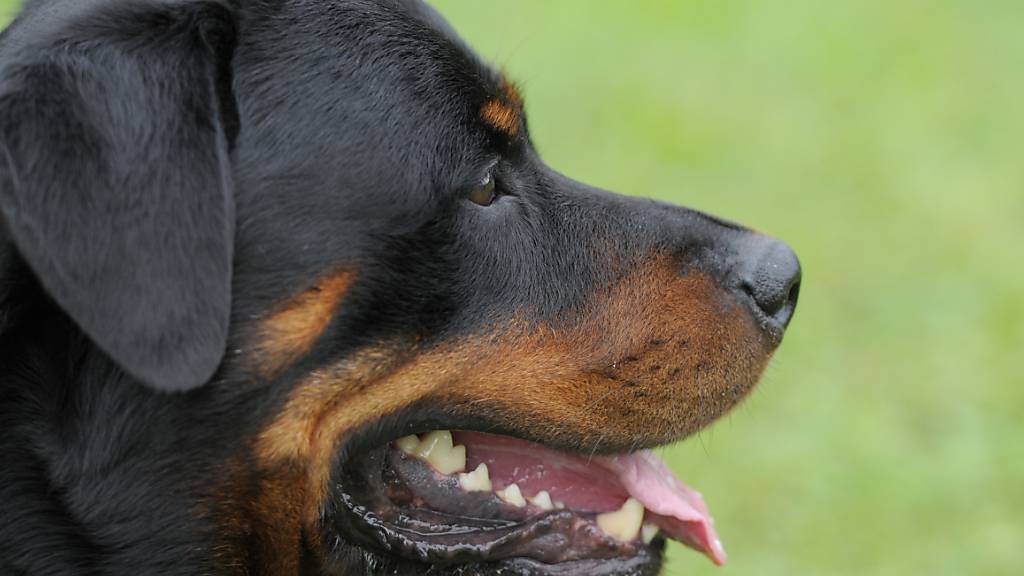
[235,255,772,559]
[257,271,354,376]
[481,77,523,136]
[481,98,521,136]
[210,460,309,575]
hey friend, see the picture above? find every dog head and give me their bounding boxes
[0,1,799,574]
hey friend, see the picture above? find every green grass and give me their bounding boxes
[4,1,1021,574]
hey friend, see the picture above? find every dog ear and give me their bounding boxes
[0,2,238,392]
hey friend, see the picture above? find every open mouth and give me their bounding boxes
[333,429,726,574]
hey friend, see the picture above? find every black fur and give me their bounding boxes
[0,1,798,574]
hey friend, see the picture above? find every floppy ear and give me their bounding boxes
[0,2,238,392]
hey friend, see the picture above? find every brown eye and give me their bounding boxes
[468,174,496,206]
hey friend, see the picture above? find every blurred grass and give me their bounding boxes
[3,1,1021,574]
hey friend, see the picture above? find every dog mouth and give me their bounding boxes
[332,429,726,574]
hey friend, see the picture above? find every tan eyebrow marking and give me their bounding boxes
[480,77,523,136]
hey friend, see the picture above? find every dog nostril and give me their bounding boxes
[739,238,801,328]
[777,276,800,326]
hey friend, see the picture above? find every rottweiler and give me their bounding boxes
[0,1,801,575]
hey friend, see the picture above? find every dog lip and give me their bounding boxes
[329,423,726,572]
[495,548,665,576]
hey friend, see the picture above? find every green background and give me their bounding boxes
[3,1,1020,574]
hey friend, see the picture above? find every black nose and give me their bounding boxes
[736,236,801,329]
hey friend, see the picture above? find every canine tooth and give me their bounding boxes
[641,523,659,544]
[596,497,644,542]
[554,500,566,510]
[496,483,526,508]
[414,430,466,474]
[458,463,492,492]
[529,490,554,511]
[394,435,420,454]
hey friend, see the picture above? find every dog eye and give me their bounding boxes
[467,173,497,206]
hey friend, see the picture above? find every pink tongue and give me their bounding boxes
[453,432,727,566]
[597,451,727,566]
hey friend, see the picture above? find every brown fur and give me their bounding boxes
[480,78,523,136]
[229,255,772,567]
[480,99,520,136]
[210,460,311,575]
[256,271,355,376]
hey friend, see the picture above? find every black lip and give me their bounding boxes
[497,550,665,576]
[319,541,664,576]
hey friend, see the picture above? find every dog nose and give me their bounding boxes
[735,236,801,329]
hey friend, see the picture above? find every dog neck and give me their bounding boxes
[0,302,222,574]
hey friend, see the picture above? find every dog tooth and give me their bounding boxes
[496,483,526,508]
[554,500,566,510]
[436,444,467,475]
[413,430,452,458]
[596,498,644,542]
[641,523,659,544]
[394,435,420,455]
[414,430,466,474]
[528,490,554,511]
[458,463,492,492]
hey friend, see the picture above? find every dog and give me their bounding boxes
[0,1,801,574]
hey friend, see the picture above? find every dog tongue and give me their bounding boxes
[597,451,727,566]
[453,432,727,565]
